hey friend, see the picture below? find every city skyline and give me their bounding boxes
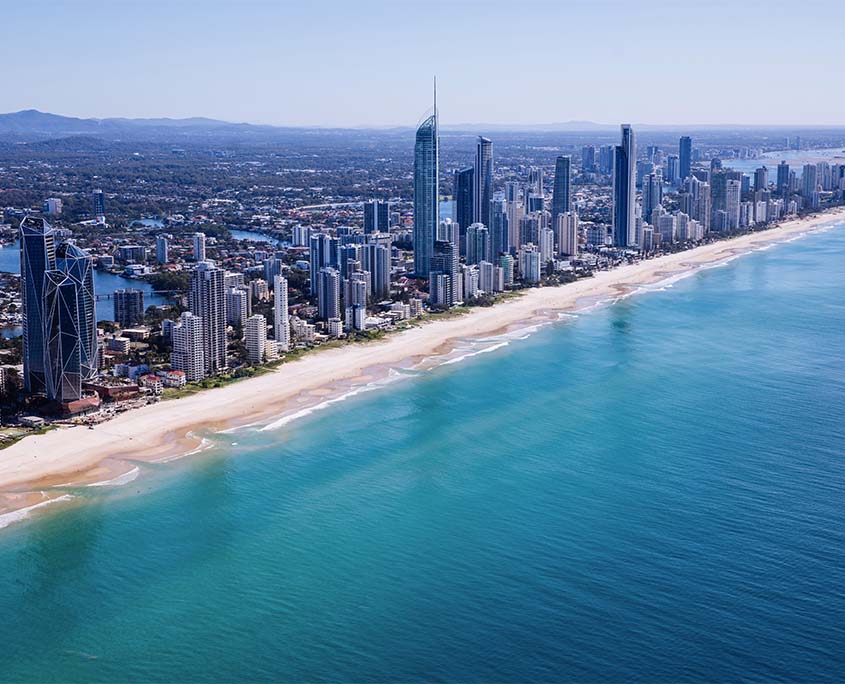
[4,0,844,128]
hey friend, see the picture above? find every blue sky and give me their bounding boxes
[3,0,843,127]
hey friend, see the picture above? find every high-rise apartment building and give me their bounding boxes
[612,124,636,247]
[363,200,390,234]
[582,145,596,172]
[309,233,339,294]
[91,189,106,218]
[317,267,341,320]
[360,243,390,300]
[245,314,268,365]
[466,223,491,265]
[642,173,663,223]
[413,92,439,277]
[193,232,207,261]
[679,136,692,181]
[155,234,169,264]
[552,156,571,226]
[113,288,145,327]
[453,167,474,253]
[273,275,290,352]
[556,212,579,257]
[190,260,227,375]
[171,311,205,382]
[776,161,790,196]
[225,287,249,327]
[20,216,98,403]
[474,136,493,229]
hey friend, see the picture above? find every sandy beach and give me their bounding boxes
[1,208,843,524]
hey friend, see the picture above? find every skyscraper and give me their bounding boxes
[317,267,341,321]
[273,275,290,352]
[474,136,493,229]
[642,172,663,223]
[263,256,283,285]
[20,216,97,403]
[679,136,692,182]
[599,145,614,175]
[91,189,105,219]
[551,156,571,226]
[190,261,227,375]
[155,234,169,264]
[45,243,98,402]
[360,243,390,299]
[171,311,205,382]
[20,216,56,395]
[363,200,390,234]
[113,288,145,327]
[489,196,509,257]
[667,155,681,185]
[429,239,459,307]
[413,89,439,277]
[754,166,769,192]
[245,314,267,365]
[465,223,491,265]
[726,179,742,230]
[802,164,818,198]
[556,212,579,257]
[193,232,207,261]
[612,124,636,247]
[309,233,339,293]
[581,145,596,172]
[453,167,474,254]
[225,287,249,327]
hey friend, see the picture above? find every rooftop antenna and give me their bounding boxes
[433,76,438,121]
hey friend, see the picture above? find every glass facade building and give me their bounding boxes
[612,125,636,247]
[413,113,439,277]
[20,216,56,394]
[552,155,572,226]
[21,216,97,403]
[474,137,493,230]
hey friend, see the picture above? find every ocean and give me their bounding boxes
[1,224,843,682]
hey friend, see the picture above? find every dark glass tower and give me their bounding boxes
[777,161,790,196]
[454,167,474,255]
[20,216,56,394]
[45,243,98,401]
[413,91,439,277]
[474,136,493,229]
[612,124,636,247]
[21,216,98,403]
[552,155,571,225]
[679,136,692,182]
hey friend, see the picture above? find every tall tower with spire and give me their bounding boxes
[413,79,440,277]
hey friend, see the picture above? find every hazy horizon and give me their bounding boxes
[4,0,844,128]
[6,108,845,131]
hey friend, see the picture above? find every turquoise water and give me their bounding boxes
[1,225,844,682]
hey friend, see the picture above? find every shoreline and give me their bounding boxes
[1,208,844,528]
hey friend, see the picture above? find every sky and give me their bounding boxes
[3,0,844,128]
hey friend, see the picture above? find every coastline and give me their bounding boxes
[1,208,843,527]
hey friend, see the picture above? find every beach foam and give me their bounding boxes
[87,466,140,488]
[0,494,74,530]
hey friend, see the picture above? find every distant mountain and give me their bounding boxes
[0,110,277,141]
[2,110,843,144]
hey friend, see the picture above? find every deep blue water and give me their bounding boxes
[1,225,843,682]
